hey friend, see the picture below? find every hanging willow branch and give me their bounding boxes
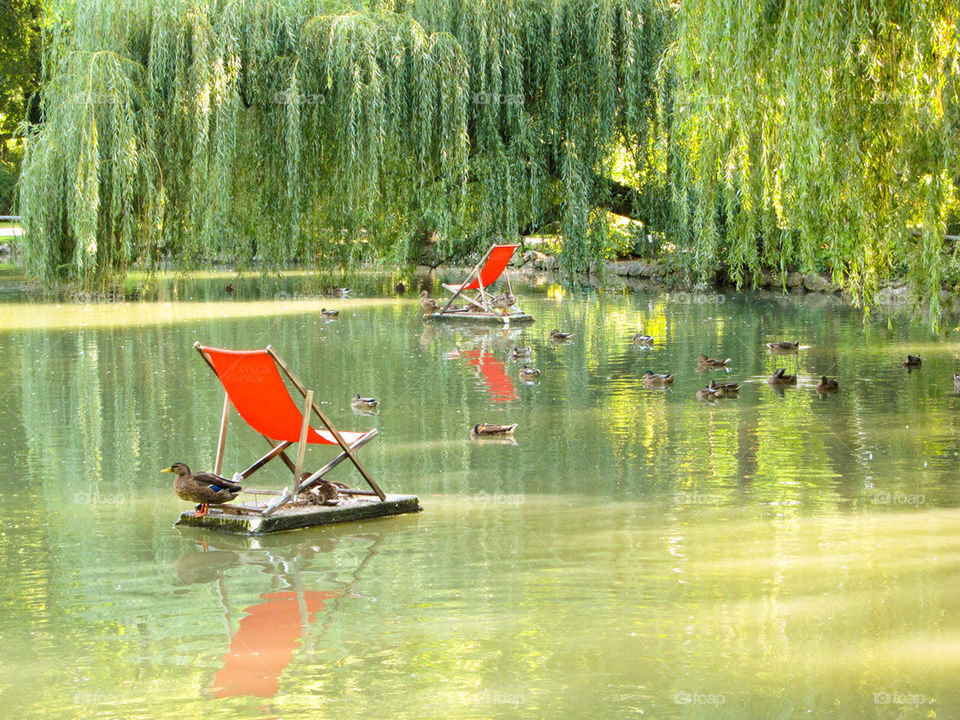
[668,0,960,320]
[19,0,669,284]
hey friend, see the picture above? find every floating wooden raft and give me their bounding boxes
[175,490,422,535]
[424,310,534,324]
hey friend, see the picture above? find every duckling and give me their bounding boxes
[550,329,574,341]
[519,364,541,378]
[632,334,655,346]
[767,368,798,386]
[697,354,731,368]
[320,307,339,317]
[815,376,839,394]
[471,423,518,436]
[902,355,922,368]
[350,394,379,409]
[642,370,675,387]
[510,346,532,359]
[767,340,800,352]
[162,463,242,517]
[708,379,741,398]
[491,293,516,314]
[419,290,439,314]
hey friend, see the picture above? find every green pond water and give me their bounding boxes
[1,272,959,719]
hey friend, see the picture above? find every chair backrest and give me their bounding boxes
[198,346,341,444]
[461,243,519,290]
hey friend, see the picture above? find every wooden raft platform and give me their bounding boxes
[175,493,422,535]
[424,310,534,324]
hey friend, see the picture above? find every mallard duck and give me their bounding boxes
[510,346,532,359]
[708,379,741,398]
[767,340,800,352]
[162,463,242,517]
[225,283,235,295]
[550,329,573,341]
[490,292,516,314]
[696,386,718,402]
[320,307,339,317]
[632,334,655,346]
[419,290,439,314]
[519,364,541,378]
[350,394,379,409]
[902,355,922,368]
[471,422,518,436]
[324,287,351,298]
[299,474,341,506]
[395,281,406,294]
[697,354,731,368]
[642,370,675,387]
[815,376,839,394]
[767,368,798,386]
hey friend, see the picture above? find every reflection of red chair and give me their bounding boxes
[439,244,520,315]
[461,349,517,403]
[194,343,386,514]
[210,590,340,698]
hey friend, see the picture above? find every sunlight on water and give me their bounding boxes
[0,272,959,718]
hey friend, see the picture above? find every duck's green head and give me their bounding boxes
[161,462,191,476]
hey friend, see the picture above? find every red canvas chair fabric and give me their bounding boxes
[444,243,519,291]
[439,243,521,314]
[194,343,385,505]
[200,347,366,445]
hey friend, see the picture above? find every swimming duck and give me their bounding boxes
[708,379,741,398]
[519,365,541,378]
[696,386,718,402]
[225,283,235,295]
[902,355,922,368]
[767,340,800,352]
[632,334,655,346]
[491,293,516,314]
[550,329,574,341]
[510,346,532,359]
[642,370,675,387]
[324,287,351,298]
[767,368,797,386]
[471,423,518,436]
[815,376,839,394]
[320,308,339,317]
[350,394,379,409]
[419,290,439,314]
[697,354,731,368]
[162,463,242,517]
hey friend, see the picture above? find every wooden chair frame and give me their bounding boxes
[194,343,386,516]
[439,244,519,315]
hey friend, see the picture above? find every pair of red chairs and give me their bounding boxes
[193,244,524,513]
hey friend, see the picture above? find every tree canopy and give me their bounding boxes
[15,0,960,317]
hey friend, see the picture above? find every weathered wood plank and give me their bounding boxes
[175,494,421,534]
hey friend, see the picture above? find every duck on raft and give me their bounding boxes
[419,290,439,314]
[162,463,242,517]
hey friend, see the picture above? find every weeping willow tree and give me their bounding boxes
[668,1,960,316]
[17,0,669,283]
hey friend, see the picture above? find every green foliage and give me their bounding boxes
[667,0,960,322]
[19,0,669,284]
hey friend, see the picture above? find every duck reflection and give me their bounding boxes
[173,531,384,701]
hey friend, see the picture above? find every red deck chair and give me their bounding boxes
[194,343,385,515]
[439,243,520,315]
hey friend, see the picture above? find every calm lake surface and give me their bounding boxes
[1,271,959,719]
